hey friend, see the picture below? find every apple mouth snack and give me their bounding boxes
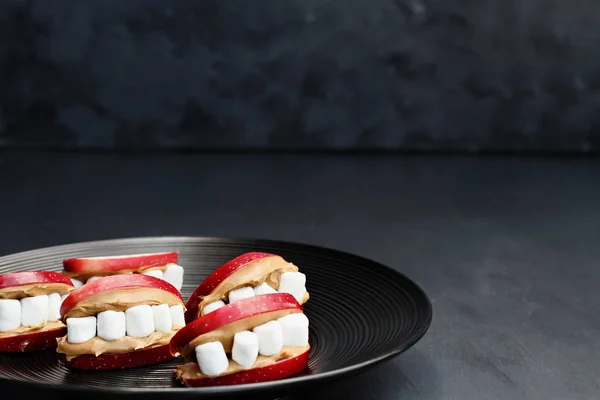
[56,274,186,370]
[185,252,309,323]
[170,293,310,387]
[0,271,76,352]
[62,252,184,292]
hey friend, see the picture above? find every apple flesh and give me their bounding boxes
[60,274,183,319]
[62,343,174,370]
[0,326,67,352]
[185,252,303,323]
[63,252,179,274]
[178,349,310,387]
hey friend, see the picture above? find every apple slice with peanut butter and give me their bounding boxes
[185,252,309,323]
[56,274,186,370]
[0,271,76,352]
[170,293,310,387]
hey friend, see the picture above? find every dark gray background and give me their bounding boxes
[2,0,600,151]
[2,153,599,399]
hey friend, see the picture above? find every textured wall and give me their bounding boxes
[1,0,599,151]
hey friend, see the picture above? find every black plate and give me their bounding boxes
[0,237,432,399]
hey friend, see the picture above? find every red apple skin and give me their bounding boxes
[0,271,73,290]
[60,274,183,318]
[0,326,67,352]
[63,252,179,273]
[171,293,301,358]
[185,252,276,323]
[180,349,310,387]
[62,344,175,370]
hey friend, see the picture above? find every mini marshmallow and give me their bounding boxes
[253,282,277,296]
[277,313,309,347]
[0,299,21,332]
[67,316,97,343]
[278,272,307,303]
[169,305,186,327]
[152,304,172,333]
[142,269,163,279]
[125,305,155,337]
[232,331,259,369]
[252,320,284,356]
[195,341,229,377]
[97,310,126,341]
[228,287,255,303]
[86,276,103,283]
[203,300,225,315]
[21,295,49,328]
[70,278,84,289]
[47,293,62,322]
[163,264,184,291]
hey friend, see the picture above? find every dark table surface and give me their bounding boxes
[1,152,599,400]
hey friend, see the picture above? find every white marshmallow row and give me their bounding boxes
[0,293,67,332]
[203,272,307,315]
[69,263,185,291]
[195,312,309,377]
[66,304,185,343]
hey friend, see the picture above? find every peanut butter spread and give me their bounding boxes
[56,329,180,361]
[64,266,167,282]
[0,283,74,299]
[175,345,310,381]
[182,308,301,361]
[63,288,184,318]
[197,256,309,318]
[0,320,65,338]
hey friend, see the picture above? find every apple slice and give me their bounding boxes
[62,252,184,292]
[0,271,75,352]
[62,343,174,370]
[63,252,178,274]
[0,271,74,298]
[185,252,308,322]
[0,325,68,352]
[56,274,185,370]
[60,274,183,319]
[171,293,309,387]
